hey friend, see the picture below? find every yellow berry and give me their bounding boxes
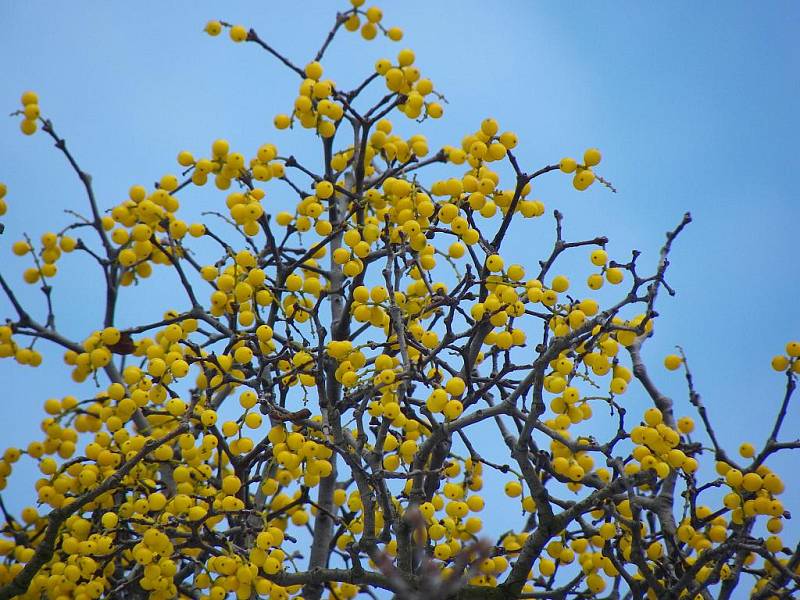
[498,131,518,149]
[443,400,463,420]
[550,275,569,293]
[204,21,222,36]
[741,473,762,492]
[12,241,30,256]
[486,254,504,272]
[590,249,607,266]
[361,22,377,40]
[584,148,602,166]
[445,377,466,396]
[605,267,624,284]
[21,91,39,106]
[24,104,40,120]
[739,443,755,458]
[559,157,577,173]
[304,61,323,80]
[229,25,248,42]
[573,169,595,190]
[315,180,334,199]
[504,481,522,497]
[427,102,443,118]
[101,512,119,529]
[644,407,663,426]
[274,114,291,129]
[20,119,37,135]
[397,48,415,67]
[387,27,403,42]
[771,355,789,371]
[539,558,555,576]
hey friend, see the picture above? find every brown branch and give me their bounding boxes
[39,119,113,257]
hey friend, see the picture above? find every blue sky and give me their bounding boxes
[1,0,799,581]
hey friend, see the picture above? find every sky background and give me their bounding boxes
[1,0,799,591]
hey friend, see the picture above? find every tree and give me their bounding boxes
[0,3,798,599]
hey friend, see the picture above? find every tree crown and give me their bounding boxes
[0,4,798,600]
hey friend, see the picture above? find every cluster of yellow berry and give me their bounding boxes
[103,180,205,285]
[533,535,613,595]
[273,62,344,137]
[628,408,698,478]
[13,97,94,299]
[560,147,602,191]
[202,248,324,331]
[263,425,334,489]
[337,457,495,582]
[182,138,282,190]
[584,247,624,290]
[659,449,788,591]
[265,128,535,295]
[0,325,42,367]
[12,230,77,284]
[374,122,432,168]
[203,20,246,43]
[1,403,347,596]
[375,48,442,119]
[344,0,403,42]
[771,340,800,373]
[432,123,542,214]
[18,91,40,135]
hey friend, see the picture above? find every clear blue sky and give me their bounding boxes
[1,0,798,576]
